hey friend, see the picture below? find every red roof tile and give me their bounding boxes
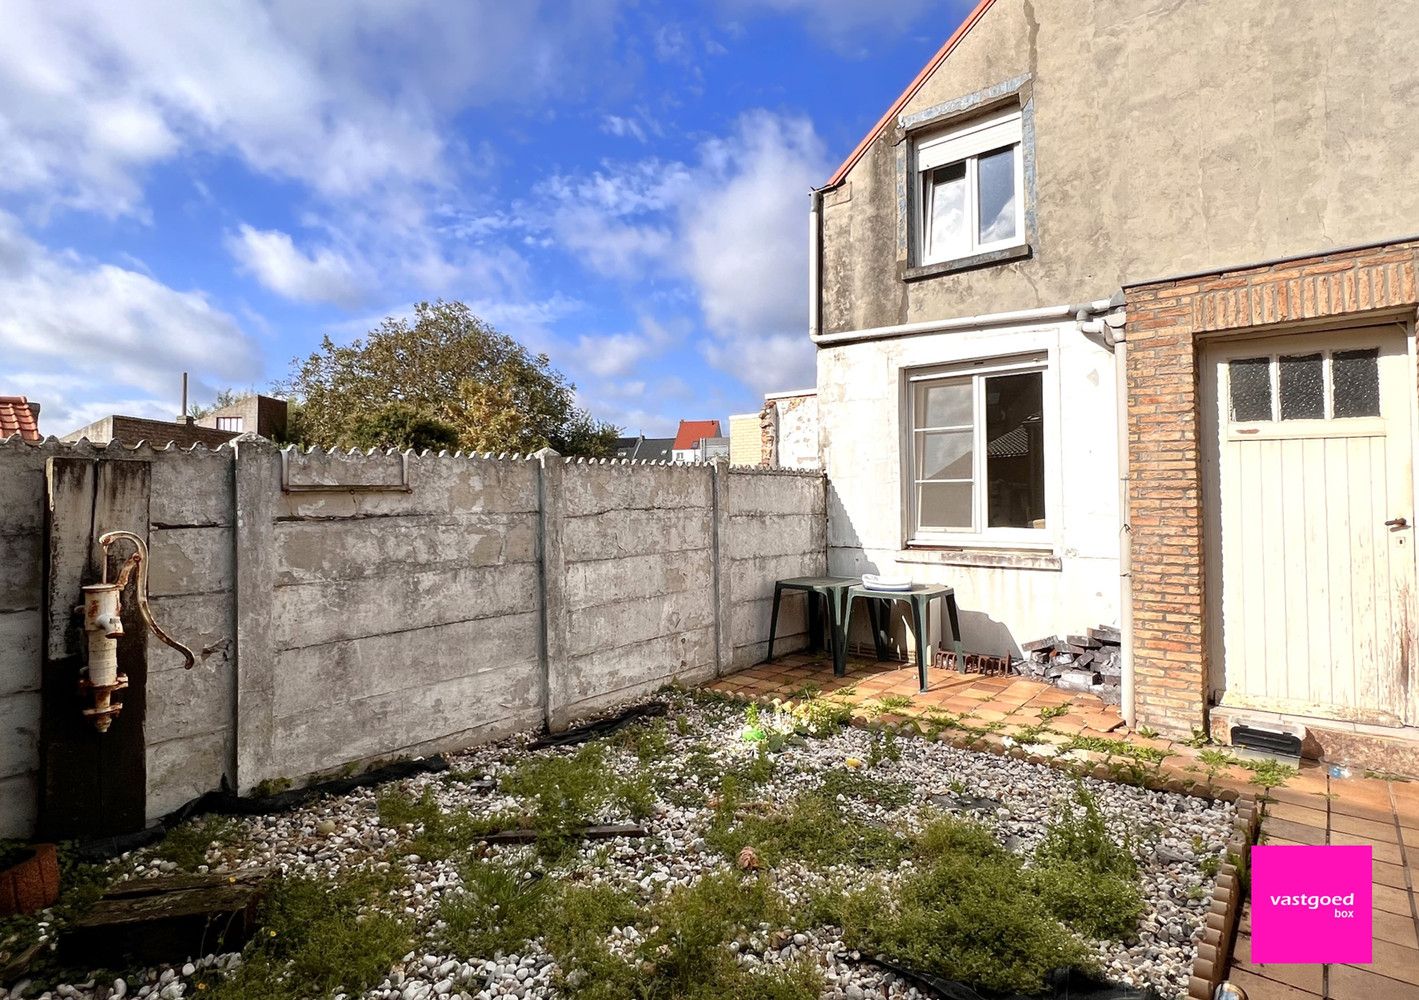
[672,419,722,451]
[0,396,41,442]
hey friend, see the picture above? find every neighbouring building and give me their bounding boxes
[195,394,287,440]
[761,390,819,471]
[614,435,643,460]
[63,395,288,448]
[728,413,761,466]
[0,396,42,442]
[812,0,1419,765]
[698,436,730,462]
[671,420,722,463]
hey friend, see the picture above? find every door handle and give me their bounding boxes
[1385,517,1409,528]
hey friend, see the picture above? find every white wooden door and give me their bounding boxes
[1205,323,1417,726]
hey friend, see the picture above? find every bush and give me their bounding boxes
[1029,786,1143,940]
[705,789,911,869]
[554,872,821,1000]
[205,869,411,1000]
[436,858,557,958]
[833,817,1095,995]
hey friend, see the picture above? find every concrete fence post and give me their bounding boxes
[232,434,278,793]
[710,459,733,677]
[534,448,567,731]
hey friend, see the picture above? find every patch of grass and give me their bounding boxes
[1064,733,1169,765]
[375,786,511,860]
[1200,854,1220,880]
[816,768,914,809]
[1239,757,1297,789]
[788,698,853,737]
[555,872,822,1000]
[500,744,655,855]
[876,694,914,711]
[1184,727,1211,749]
[1038,704,1071,722]
[705,787,911,870]
[1029,787,1142,940]
[1136,725,1160,740]
[832,817,1095,995]
[865,730,902,767]
[155,815,242,870]
[205,868,412,1000]
[436,857,557,957]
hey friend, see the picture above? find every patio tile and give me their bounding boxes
[1372,881,1417,917]
[1261,818,1327,845]
[1328,965,1419,1000]
[1266,801,1330,829]
[1349,939,1419,985]
[1232,934,1325,994]
[1328,811,1399,842]
[1226,967,1322,999]
[1373,905,1419,949]
[1330,830,1405,864]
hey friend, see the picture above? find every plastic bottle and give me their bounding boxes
[1327,761,1354,780]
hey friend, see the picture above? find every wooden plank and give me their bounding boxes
[39,457,152,840]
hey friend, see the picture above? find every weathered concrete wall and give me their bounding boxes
[818,319,1120,658]
[723,468,828,668]
[552,463,718,725]
[0,442,49,837]
[821,0,1419,333]
[0,438,827,834]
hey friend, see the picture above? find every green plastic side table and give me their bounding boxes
[765,575,858,675]
[842,583,964,692]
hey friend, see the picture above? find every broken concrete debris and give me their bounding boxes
[1020,625,1123,705]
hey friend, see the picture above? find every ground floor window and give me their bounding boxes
[907,358,1047,542]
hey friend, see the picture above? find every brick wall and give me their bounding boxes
[1125,240,1419,735]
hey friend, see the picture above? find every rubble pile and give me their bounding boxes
[1020,625,1123,705]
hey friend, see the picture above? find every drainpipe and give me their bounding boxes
[1078,296,1133,728]
[813,298,1115,347]
[809,188,824,342]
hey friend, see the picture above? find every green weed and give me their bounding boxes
[155,815,242,870]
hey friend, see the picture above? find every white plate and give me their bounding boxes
[861,574,912,591]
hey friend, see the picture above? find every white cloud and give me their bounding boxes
[0,212,261,435]
[570,318,674,378]
[0,0,626,218]
[541,111,825,394]
[228,225,366,308]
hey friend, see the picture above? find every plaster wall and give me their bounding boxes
[818,319,1120,656]
[821,0,1419,333]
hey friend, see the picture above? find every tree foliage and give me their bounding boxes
[281,300,620,455]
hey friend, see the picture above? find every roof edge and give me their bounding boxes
[822,0,1000,190]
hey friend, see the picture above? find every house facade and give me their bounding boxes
[813,0,1419,760]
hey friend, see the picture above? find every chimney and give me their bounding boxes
[178,372,192,426]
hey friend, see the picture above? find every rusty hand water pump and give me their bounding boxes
[79,530,196,732]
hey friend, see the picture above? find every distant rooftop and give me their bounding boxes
[0,396,42,442]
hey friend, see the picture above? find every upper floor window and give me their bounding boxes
[216,416,244,432]
[916,107,1024,266]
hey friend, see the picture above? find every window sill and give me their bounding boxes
[904,243,1032,282]
[896,545,1062,572]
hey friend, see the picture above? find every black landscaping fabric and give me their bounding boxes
[527,699,669,749]
[72,755,450,861]
[862,958,1165,1000]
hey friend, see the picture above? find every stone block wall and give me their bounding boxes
[0,437,827,837]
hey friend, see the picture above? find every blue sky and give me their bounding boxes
[0,1,970,438]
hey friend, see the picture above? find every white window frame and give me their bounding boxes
[915,106,1025,266]
[1225,345,1387,442]
[905,352,1051,547]
[216,416,244,432]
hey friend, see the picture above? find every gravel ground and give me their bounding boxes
[2,693,1234,1000]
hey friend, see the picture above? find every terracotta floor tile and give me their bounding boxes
[1373,858,1412,890]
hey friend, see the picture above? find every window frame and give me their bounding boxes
[216,416,244,432]
[1224,345,1386,442]
[904,352,1052,548]
[914,107,1026,267]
